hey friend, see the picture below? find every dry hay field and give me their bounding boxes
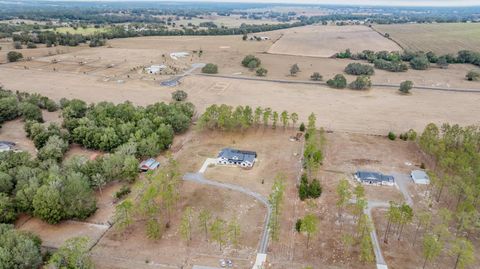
[268,25,402,57]
[1,32,480,135]
[373,23,480,55]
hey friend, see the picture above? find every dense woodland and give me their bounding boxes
[0,88,194,227]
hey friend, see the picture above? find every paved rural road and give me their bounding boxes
[196,73,480,93]
[160,63,205,86]
[183,172,272,254]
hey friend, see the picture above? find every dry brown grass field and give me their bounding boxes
[373,23,480,54]
[268,25,402,57]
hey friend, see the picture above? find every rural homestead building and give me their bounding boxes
[139,158,160,172]
[145,64,166,74]
[217,148,257,168]
[411,170,430,184]
[354,171,395,186]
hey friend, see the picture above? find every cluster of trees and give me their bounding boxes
[336,181,375,263]
[62,99,194,157]
[344,63,375,76]
[383,202,414,243]
[269,174,286,242]
[296,213,319,249]
[326,74,371,90]
[114,158,180,240]
[0,224,43,269]
[373,58,408,72]
[395,123,480,269]
[339,49,480,71]
[298,173,322,201]
[7,51,23,62]
[198,104,299,131]
[241,55,267,76]
[0,89,58,128]
[349,76,372,90]
[48,236,94,269]
[202,63,218,74]
[327,74,348,89]
[0,146,139,224]
[179,207,242,250]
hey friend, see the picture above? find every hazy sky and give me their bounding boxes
[147,0,480,7]
[60,0,480,7]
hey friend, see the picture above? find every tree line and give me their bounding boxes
[198,104,299,132]
[337,49,480,71]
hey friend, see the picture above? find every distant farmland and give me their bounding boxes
[373,23,480,55]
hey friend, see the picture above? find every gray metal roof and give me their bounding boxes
[356,171,394,182]
[218,148,257,163]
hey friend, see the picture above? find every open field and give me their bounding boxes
[373,23,480,54]
[1,61,480,135]
[268,25,402,57]
[91,179,264,269]
[54,26,107,35]
[172,15,286,28]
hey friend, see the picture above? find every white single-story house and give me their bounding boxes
[354,171,395,186]
[145,65,166,74]
[217,148,257,168]
[411,170,430,184]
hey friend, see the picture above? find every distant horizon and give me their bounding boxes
[37,0,480,8]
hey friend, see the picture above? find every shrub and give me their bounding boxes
[19,102,43,122]
[466,70,480,81]
[26,42,37,49]
[299,122,306,132]
[310,72,323,81]
[13,41,22,49]
[373,59,408,72]
[336,49,352,59]
[327,74,347,89]
[410,56,430,70]
[399,80,414,94]
[256,67,268,77]
[202,63,218,74]
[114,185,131,200]
[349,76,372,90]
[420,162,426,169]
[344,63,374,76]
[0,193,17,223]
[295,219,302,232]
[388,132,396,141]
[298,173,322,200]
[171,90,188,102]
[290,64,300,76]
[7,51,23,62]
[242,55,261,68]
[436,56,449,69]
[247,60,259,70]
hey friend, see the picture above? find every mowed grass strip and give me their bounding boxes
[374,23,480,54]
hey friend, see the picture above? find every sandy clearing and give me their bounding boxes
[268,25,402,57]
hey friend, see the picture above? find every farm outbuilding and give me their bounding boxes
[411,170,430,184]
[0,141,16,152]
[145,65,166,74]
[354,171,395,186]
